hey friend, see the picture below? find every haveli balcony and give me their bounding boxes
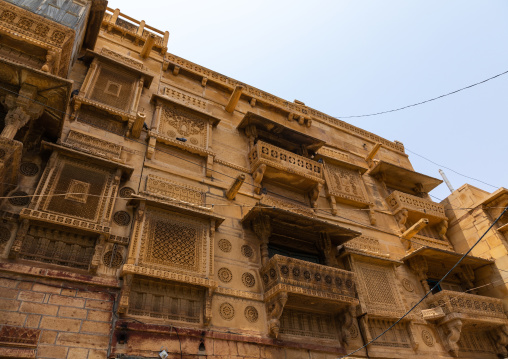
[425,290,507,326]
[249,140,324,191]
[424,291,508,357]
[386,190,447,225]
[238,111,325,196]
[261,255,357,303]
[368,160,442,195]
[261,255,358,338]
[102,7,168,55]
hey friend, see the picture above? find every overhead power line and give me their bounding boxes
[338,204,508,358]
[336,69,508,119]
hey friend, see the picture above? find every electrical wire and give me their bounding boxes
[406,148,498,189]
[338,204,508,358]
[335,69,508,119]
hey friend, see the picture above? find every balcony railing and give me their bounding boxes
[249,141,324,184]
[261,255,357,302]
[427,290,507,321]
[103,8,168,53]
[386,190,447,222]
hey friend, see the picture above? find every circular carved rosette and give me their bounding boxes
[402,278,414,292]
[0,226,11,244]
[244,306,259,323]
[20,162,39,177]
[241,244,253,258]
[113,211,131,226]
[218,239,232,253]
[103,250,123,268]
[242,273,255,287]
[421,329,434,347]
[8,191,30,206]
[219,303,234,320]
[218,267,233,283]
[119,187,135,198]
[349,324,359,339]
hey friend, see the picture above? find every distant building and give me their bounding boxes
[0,2,506,358]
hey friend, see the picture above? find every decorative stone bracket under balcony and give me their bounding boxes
[386,190,449,247]
[260,254,358,338]
[424,290,508,357]
[386,190,447,225]
[249,140,324,194]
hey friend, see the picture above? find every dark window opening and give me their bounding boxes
[268,244,320,264]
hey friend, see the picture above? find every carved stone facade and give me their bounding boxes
[0,3,506,359]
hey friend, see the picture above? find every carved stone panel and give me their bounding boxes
[159,104,208,149]
[145,174,206,207]
[40,157,115,223]
[279,308,340,340]
[325,163,368,206]
[128,277,204,324]
[138,208,209,276]
[18,225,96,270]
[90,64,138,112]
[368,318,411,348]
[65,130,123,160]
[354,261,405,318]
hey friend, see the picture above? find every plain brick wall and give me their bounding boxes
[0,277,115,359]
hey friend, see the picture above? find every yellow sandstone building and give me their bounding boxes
[0,2,507,358]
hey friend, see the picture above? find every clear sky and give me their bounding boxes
[108,0,507,201]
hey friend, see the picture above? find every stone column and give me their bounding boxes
[0,107,31,140]
[252,214,271,266]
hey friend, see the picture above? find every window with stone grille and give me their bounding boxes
[90,65,137,112]
[39,156,115,223]
[139,208,209,276]
[128,278,204,323]
[18,225,96,270]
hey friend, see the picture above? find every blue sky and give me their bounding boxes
[111,0,507,201]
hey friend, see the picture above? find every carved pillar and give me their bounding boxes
[126,202,145,265]
[118,274,133,314]
[80,61,98,97]
[244,124,257,150]
[266,292,288,338]
[407,321,419,351]
[317,233,338,267]
[339,305,357,347]
[8,219,29,259]
[458,264,476,294]
[408,256,430,292]
[204,287,215,326]
[206,155,214,178]
[252,214,271,266]
[358,314,372,343]
[90,235,106,274]
[0,107,32,140]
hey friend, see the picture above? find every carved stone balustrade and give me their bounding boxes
[102,7,168,55]
[249,140,324,192]
[425,290,508,357]
[426,291,507,325]
[386,191,446,224]
[260,254,358,338]
[261,255,358,306]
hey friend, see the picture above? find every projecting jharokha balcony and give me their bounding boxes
[261,255,358,306]
[386,190,447,225]
[249,140,324,192]
[426,291,507,324]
